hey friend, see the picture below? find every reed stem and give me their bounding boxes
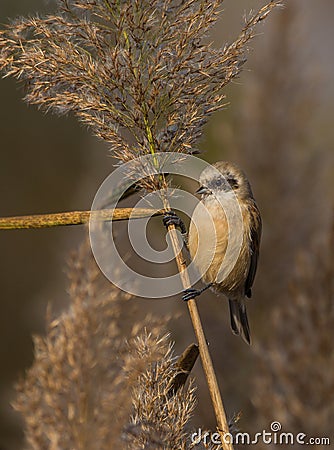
[163,203,234,450]
[0,208,161,230]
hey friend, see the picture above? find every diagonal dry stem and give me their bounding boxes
[0,207,161,230]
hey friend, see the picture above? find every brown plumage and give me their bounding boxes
[188,161,262,344]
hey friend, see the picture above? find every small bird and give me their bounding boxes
[184,161,262,344]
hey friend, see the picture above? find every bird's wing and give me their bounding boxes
[245,201,262,298]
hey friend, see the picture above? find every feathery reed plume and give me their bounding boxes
[125,338,196,450]
[13,241,199,449]
[0,0,281,171]
[252,216,334,448]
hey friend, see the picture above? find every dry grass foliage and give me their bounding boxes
[0,0,280,182]
[13,242,199,449]
[253,217,334,447]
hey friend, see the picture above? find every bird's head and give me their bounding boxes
[196,161,254,201]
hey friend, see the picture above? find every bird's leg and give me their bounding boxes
[182,283,213,302]
[163,210,188,248]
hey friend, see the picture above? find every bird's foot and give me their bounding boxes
[163,211,189,249]
[182,284,212,302]
[182,288,202,302]
[163,210,187,236]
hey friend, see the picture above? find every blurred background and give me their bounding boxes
[0,0,333,448]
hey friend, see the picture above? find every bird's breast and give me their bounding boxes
[188,197,251,295]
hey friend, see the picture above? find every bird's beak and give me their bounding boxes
[195,186,211,195]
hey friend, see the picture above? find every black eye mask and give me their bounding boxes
[226,176,239,189]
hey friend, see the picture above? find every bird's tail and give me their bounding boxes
[228,299,251,345]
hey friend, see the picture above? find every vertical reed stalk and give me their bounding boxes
[163,197,233,449]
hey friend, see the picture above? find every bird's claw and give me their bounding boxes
[182,283,212,301]
[182,288,202,302]
[163,210,187,236]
